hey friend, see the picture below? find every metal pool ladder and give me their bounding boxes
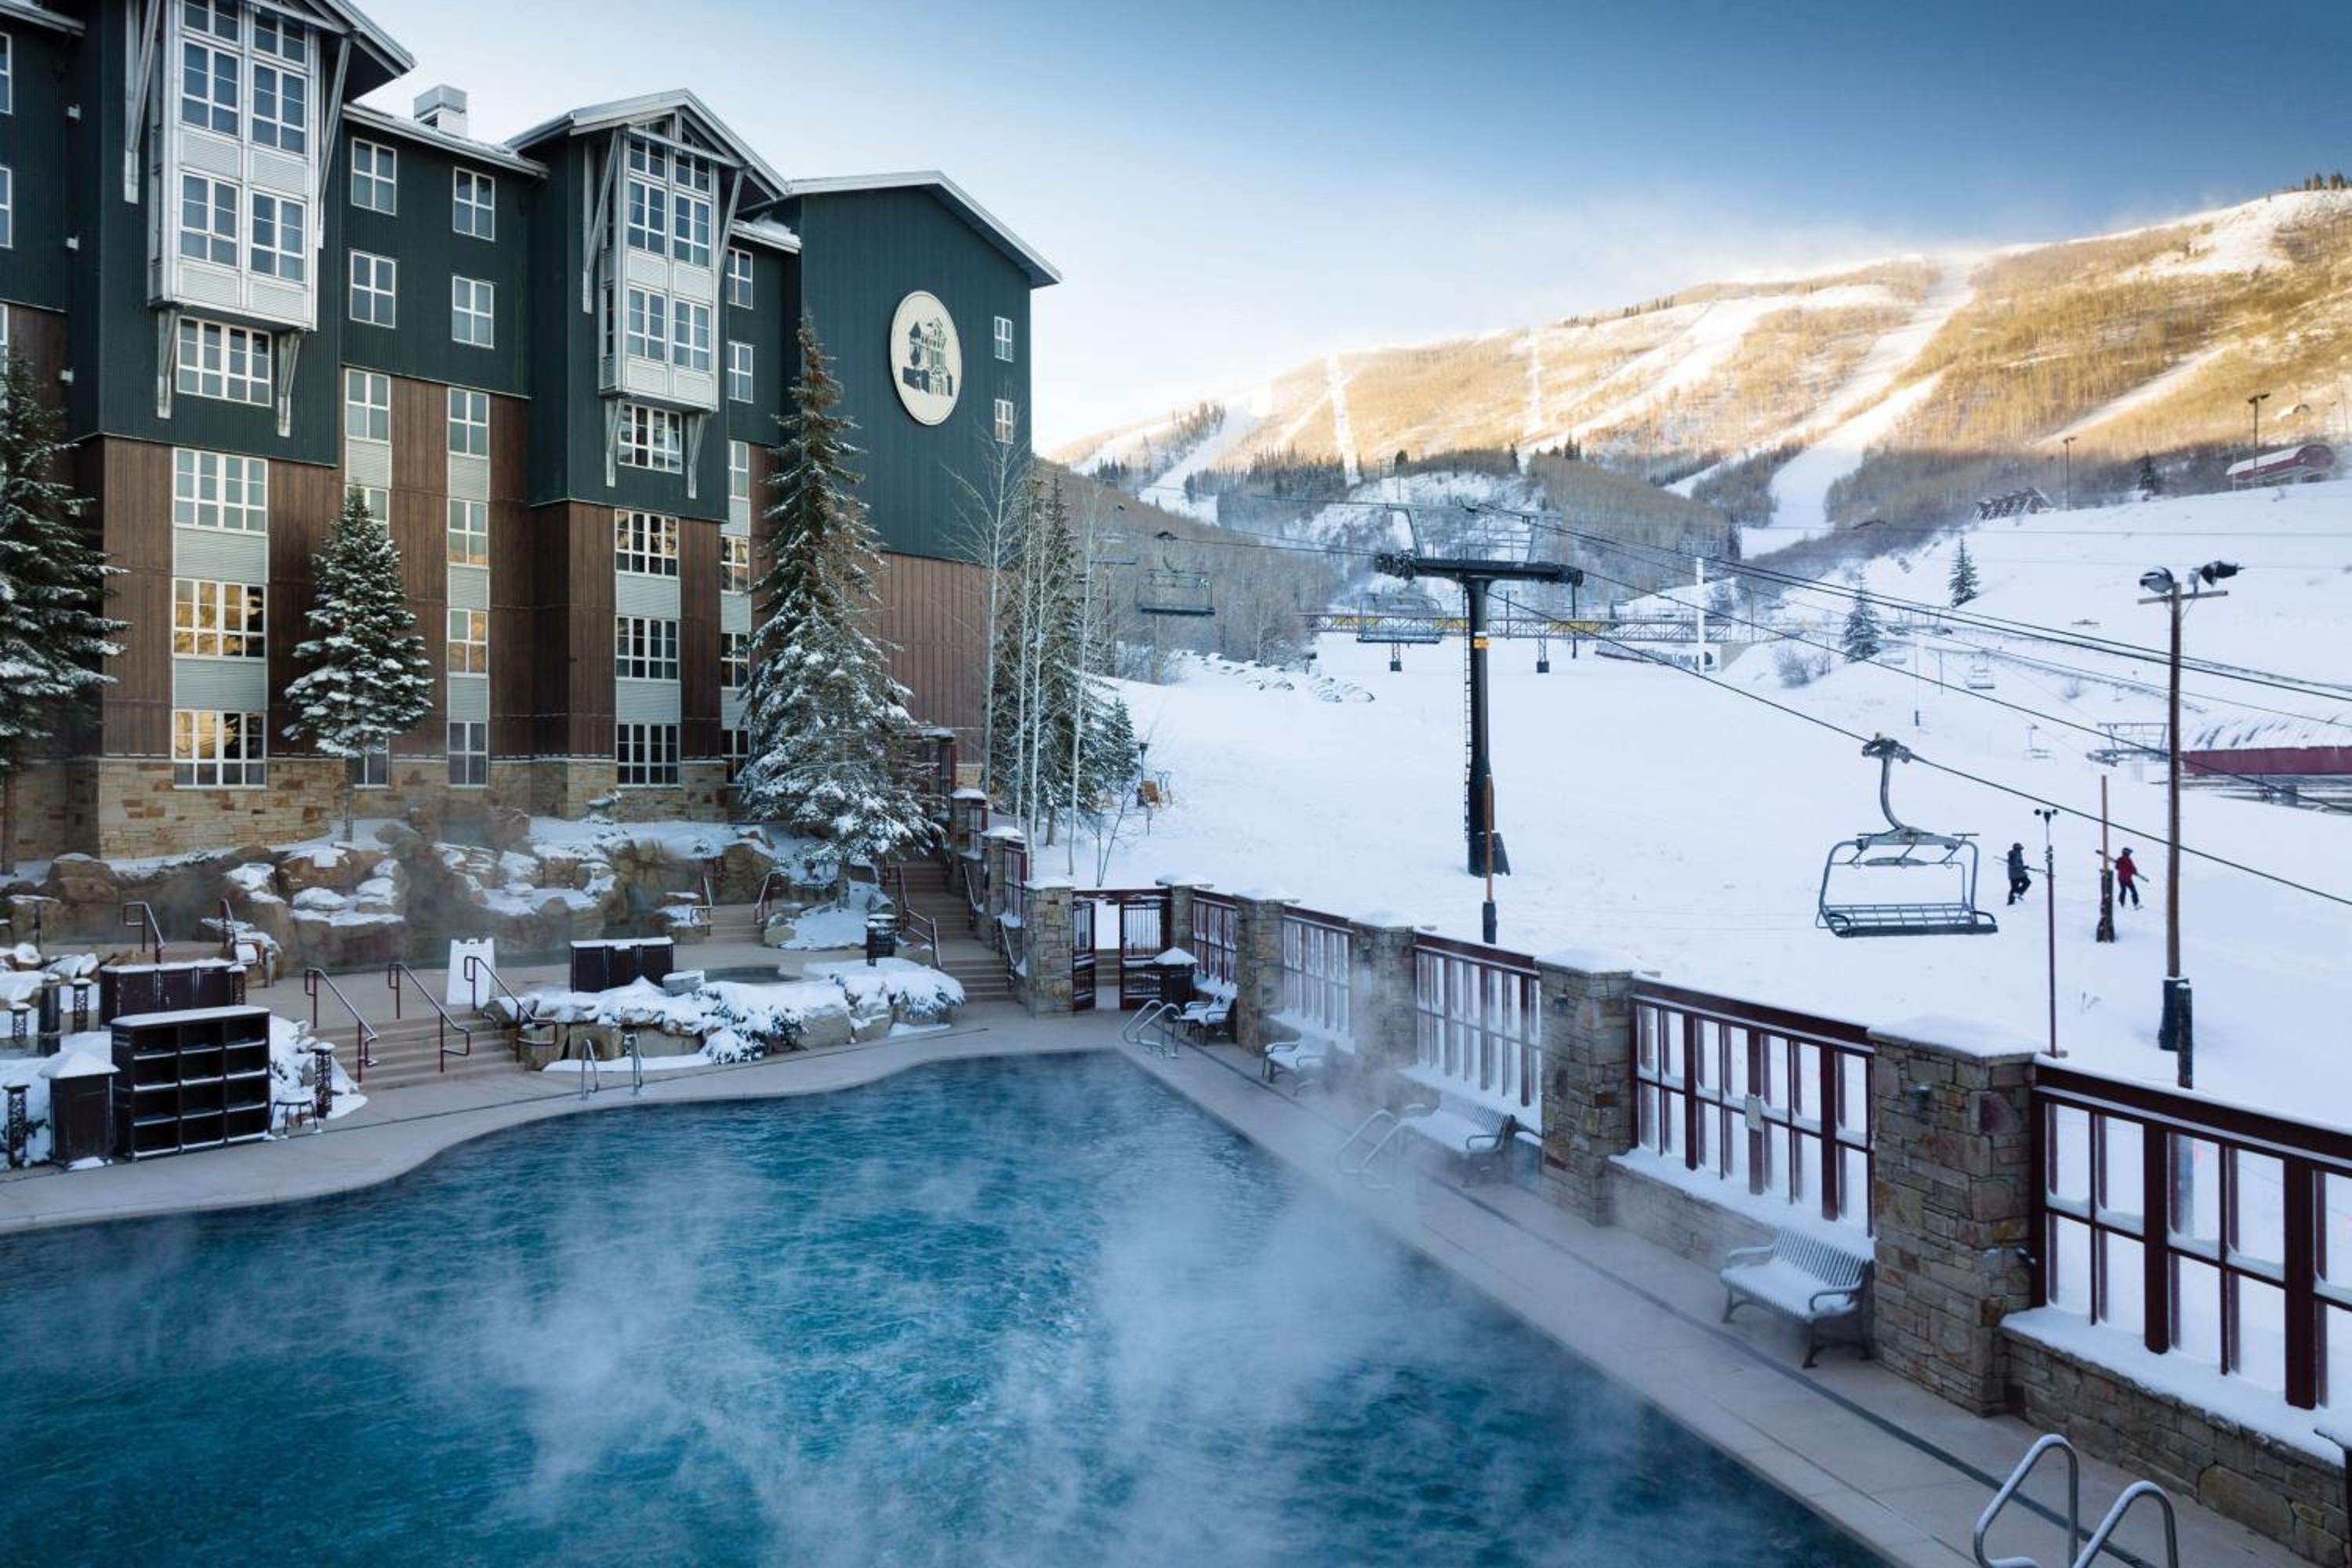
[1121,1001,1181,1059]
[1974,1433,2178,1568]
[1334,1105,1429,1192]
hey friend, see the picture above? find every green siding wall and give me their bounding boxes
[0,22,79,316]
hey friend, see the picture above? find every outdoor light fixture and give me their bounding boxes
[2198,561,2241,586]
[2139,568,2177,597]
[1907,1082,1934,1116]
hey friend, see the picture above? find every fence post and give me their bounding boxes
[1534,948,1639,1225]
[982,829,1022,943]
[1231,892,1294,1054]
[1021,879,1074,1018]
[1347,916,1419,1071]
[1156,875,1206,956]
[1867,1018,2040,1415]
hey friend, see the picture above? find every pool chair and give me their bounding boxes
[1176,994,1232,1044]
[1261,1036,1330,1089]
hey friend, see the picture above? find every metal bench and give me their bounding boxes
[1719,1227,1873,1367]
[1176,993,1232,1043]
[1398,1090,1523,1183]
[1262,1035,1332,1089]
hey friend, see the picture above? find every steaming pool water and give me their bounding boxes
[0,1055,1870,1566]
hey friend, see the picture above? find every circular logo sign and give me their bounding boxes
[889,292,961,426]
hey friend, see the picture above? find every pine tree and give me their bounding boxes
[2136,452,2164,499]
[0,352,124,871]
[284,487,434,843]
[735,314,933,901]
[1841,590,1884,662]
[1947,539,1980,607]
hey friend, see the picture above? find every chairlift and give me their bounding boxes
[1965,654,1997,691]
[1816,736,1998,938]
[1354,589,1443,646]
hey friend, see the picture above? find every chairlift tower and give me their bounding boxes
[1375,503,1572,939]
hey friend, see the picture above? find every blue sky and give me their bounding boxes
[368,0,2352,447]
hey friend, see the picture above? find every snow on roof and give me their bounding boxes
[950,787,989,800]
[1539,944,1646,976]
[1153,947,1196,965]
[343,103,548,176]
[731,216,801,255]
[42,1049,116,1080]
[506,90,788,201]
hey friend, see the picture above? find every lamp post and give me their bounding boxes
[2060,436,2076,510]
[2136,560,2240,1088]
[2249,390,2271,467]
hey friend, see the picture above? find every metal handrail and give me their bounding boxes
[1974,1434,2082,1568]
[961,858,984,934]
[216,898,238,959]
[122,902,164,961]
[385,960,474,1073]
[303,967,379,1082]
[2073,1481,2177,1568]
[461,952,525,1016]
[752,870,793,931]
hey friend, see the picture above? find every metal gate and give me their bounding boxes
[1115,894,1167,1008]
[1073,902,1098,1012]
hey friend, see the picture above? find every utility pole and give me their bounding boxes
[1693,551,1707,672]
[2137,561,2239,1088]
[2061,436,2076,510]
[1911,625,1924,728]
[2096,775,2115,944]
[2249,390,2271,466]
[2036,807,2063,1058]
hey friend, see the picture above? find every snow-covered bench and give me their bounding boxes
[1263,1035,1330,1088]
[1719,1228,1873,1368]
[1397,1091,1526,1183]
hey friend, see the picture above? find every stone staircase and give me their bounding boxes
[314,1014,521,1094]
[937,946,1015,1007]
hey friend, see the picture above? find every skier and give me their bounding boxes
[2114,847,2143,909]
[2005,842,2032,906]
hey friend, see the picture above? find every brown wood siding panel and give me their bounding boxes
[391,377,448,498]
[877,551,984,744]
[94,440,172,757]
[679,517,720,759]
[265,462,347,757]
[11,307,68,417]
[539,502,615,760]
[388,484,448,757]
[489,394,528,503]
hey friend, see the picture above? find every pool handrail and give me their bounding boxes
[303,967,379,1082]
[122,901,165,962]
[753,871,793,932]
[2073,1480,2177,1568]
[385,960,474,1073]
[1973,1433,2081,1568]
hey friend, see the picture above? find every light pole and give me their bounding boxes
[2061,436,2076,510]
[2035,806,2062,1058]
[2249,390,2271,466]
[2136,560,2240,1088]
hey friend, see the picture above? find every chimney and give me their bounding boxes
[413,85,469,138]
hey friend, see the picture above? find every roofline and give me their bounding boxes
[312,0,416,83]
[786,172,1062,287]
[505,89,788,204]
[345,103,548,178]
[0,1,82,35]
[730,220,801,256]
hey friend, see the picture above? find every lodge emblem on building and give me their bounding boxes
[889,292,961,426]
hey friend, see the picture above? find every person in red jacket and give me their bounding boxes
[2114,848,2143,909]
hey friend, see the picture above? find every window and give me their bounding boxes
[624,287,667,361]
[995,314,1015,362]
[613,510,679,575]
[172,709,266,789]
[720,630,748,690]
[180,39,238,135]
[671,299,712,373]
[447,387,488,456]
[178,173,237,265]
[447,499,488,567]
[615,616,680,681]
[726,248,753,307]
[617,405,682,473]
[452,169,495,239]
[721,728,749,782]
[350,485,389,522]
[672,184,713,268]
[0,34,13,117]
[349,252,395,327]
[624,147,667,254]
[252,13,307,64]
[249,56,306,154]
[728,440,750,504]
[448,608,488,674]
[624,136,713,265]
[183,1,238,42]
[726,340,753,401]
[172,449,268,532]
[347,750,390,789]
[616,723,680,787]
[993,397,1016,445]
[452,275,494,347]
[344,368,390,442]
[720,534,750,593]
[176,318,271,405]
[172,579,266,659]
[448,721,487,787]
[350,140,397,213]
[249,192,305,281]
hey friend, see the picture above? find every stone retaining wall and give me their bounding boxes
[1602,1159,1774,1269]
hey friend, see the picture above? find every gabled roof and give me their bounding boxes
[297,0,416,96]
[785,172,1061,288]
[345,103,547,178]
[506,90,788,205]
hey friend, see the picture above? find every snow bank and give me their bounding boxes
[801,958,965,1022]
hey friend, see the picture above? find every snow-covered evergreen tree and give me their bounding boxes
[1841,590,1885,662]
[284,487,434,842]
[1947,539,1980,607]
[735,314,933,898]
[0,350,123,870]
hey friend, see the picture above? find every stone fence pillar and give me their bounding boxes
[1021,879,1074,1017]
[982,829,1022,945]
[1156,876,1207,958]
[1232,892,1295,1052]
[1868,1019,2040,1414]
[1534,948,1639,1225]
[1347,916,1419,1072]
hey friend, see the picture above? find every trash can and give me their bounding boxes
[42,1050,116,1167]
[1151,949,1196,1010]
[866,911,898,967]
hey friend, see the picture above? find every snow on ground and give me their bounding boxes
[1762,372,1944,546]
[2127,187,2352,280]
[1136,390,1270,522]
[1095,481,2352,1126]
[1324,353,1362,486]
[2046,343,2234,445]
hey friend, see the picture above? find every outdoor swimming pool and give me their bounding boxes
[0,1055,1870,1565]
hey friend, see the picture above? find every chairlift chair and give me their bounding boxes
[1355,589,1443,646]
[1965,654,1997,691]
[1137,536,1214,617]
[1816,736,1999,938]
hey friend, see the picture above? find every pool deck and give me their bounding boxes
[0,1003,2301,1568]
